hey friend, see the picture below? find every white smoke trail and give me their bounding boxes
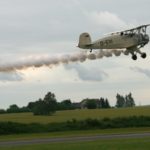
[0,49,123,72]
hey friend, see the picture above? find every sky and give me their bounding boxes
[0,0,150,108]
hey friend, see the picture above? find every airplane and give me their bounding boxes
[78,24,150,60]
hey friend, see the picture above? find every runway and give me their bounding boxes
[0,132,150,147]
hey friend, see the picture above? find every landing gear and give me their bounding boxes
[132,54,137,60]
[90,49,92,53]
[131,52,147,60]
[129,47,147,60]
[136,48,147,59]
[141,52,147,59]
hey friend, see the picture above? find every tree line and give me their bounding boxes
[0,92,136,116]
[0,116,150,135]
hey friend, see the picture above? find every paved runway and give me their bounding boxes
[0,132,150,147]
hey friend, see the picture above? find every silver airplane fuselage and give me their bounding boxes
[78,25,150,60]
[81,33,149,50]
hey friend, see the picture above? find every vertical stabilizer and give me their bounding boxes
[78,33,92,48]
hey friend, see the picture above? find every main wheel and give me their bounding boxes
[132,55,137,60]
[141,53,147,59]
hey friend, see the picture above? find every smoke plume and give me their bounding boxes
[0,49,123,72]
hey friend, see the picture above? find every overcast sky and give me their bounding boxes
[0,0,150,108]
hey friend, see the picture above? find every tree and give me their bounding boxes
[115,94,125,108]
[105,99,110,108]
[58,99,73,110]
[20,106,30,113]
[61,99,72,107]
[33,92,57,116]
[85,99,97,109]
[7,104,20,113]
[99,98,110,108]
[0,109,6,114]
[116,93,135,108]
[33,99,48,115]
[27,102,37,111]
[99,98,105,108]
[43,92,57,114]
[125,93,135,107]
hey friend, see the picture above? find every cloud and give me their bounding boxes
[65,63,108,82]
[85,11,135,32]
[0,72,24,82]
[130,67,150,78]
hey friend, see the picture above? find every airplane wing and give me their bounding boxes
[110,24,150,35]
[123,24,150,32]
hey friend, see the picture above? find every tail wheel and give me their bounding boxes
[141,53,147,59]
[132,54,137,60]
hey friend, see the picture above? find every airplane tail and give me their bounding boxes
[78,33,92,49]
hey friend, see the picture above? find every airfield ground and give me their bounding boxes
[0,106,150,124]
[1,137,148,150]
[0,106,150,149]
[0,130,150,150]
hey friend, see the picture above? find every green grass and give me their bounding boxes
[0,137,150,150]
[0,106,150,124]
[0,107,150,149]
[0,127,150,141]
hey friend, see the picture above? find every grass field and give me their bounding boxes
[0,127,150,141]
[0,127,150,149]
[0,137,150,150]
[0,106,150,124]
[0,107,150,149]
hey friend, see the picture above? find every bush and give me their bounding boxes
[0,116,150,135]
[0,109,6,114]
